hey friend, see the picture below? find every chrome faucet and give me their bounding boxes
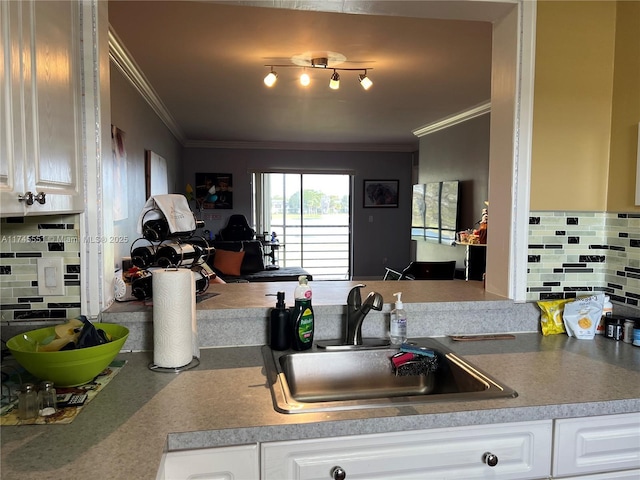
[345,284,384,345]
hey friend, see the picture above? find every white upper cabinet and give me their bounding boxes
[0,0,84,217]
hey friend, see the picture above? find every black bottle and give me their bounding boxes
[143,218,206,241]
[191,264,212,294]
[131,245,157,268]
[142,219,171,241]
[155,241,204,267]
[131,272,153,300]
[269,292,291,351]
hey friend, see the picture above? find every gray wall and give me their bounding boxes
[110,65,183,266]
[110,62,415,279]
[416,114,490,267]
[181,148,415,278]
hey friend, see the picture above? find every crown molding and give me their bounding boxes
[109,26,419,153]
[182,139,418,152]
[108,27,186,144]
[412,101,491,137]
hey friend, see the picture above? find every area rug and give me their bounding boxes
[0,359,126,425]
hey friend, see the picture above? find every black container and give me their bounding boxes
[605,315,625,340]
[269,292,290,351]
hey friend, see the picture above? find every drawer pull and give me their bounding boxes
[34,192,46,204]
[482,452,499,467]
[330,465,346,480]
[18,192,34,205]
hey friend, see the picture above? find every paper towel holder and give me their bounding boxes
[148,357,200,373]
[149,265,201,373]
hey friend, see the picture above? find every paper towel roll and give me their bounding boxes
[152,268,198,368]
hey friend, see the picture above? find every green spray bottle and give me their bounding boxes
[291,275,314,350]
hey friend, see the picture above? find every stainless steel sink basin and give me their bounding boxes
[262,338,517,413]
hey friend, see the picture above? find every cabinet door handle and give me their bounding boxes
[18,192,34,205]
[330,465,346,480]
[482,452,499,467]
[34,192,46,204]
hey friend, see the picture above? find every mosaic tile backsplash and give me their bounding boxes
[0,215,81,322]
[1,211,638,325]
[527,211,640,308]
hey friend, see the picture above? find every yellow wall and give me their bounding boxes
[607,0,640,211]
[530,1,617,211]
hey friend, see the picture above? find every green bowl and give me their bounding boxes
[6,323,129,387]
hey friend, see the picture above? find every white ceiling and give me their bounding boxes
[108,1,514,150]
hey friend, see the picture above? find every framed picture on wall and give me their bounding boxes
[112,125,128,220]
[363,179,399,208]
[195,173,233,209]
[145,150,168,199]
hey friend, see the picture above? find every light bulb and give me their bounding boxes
[264,71,278,87]
[359,73,373,90]
[300,71,310,86]
[329,71,340,90]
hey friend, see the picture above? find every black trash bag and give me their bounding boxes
[60,341,77,351]
[75,316,110,349]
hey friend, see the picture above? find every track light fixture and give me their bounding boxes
[263,57,373,91]
[263,67,278,87]
[300,69,310,86]
[329,70,340,90]
[359,71,373,90]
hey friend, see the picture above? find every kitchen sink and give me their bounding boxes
[262,338,517,413]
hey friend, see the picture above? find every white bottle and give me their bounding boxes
[390,292,407,345]
[597,295,613,335]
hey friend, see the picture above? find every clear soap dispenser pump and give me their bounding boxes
[390,292,407,345]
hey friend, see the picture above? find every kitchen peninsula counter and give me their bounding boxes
[1,334,640,480]
[100,280,544,352]
[3,283,640,479]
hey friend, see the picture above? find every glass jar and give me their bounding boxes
[623,319,634,344]
[18,383,38,420]
[37,381,57,416]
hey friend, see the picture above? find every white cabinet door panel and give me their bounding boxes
[557,469,640,480]
[0,0,83,217]
[263,420,552,480]
[29,0,82,212]
[161,444,259,480]
[0,1,25,216]
[553,412,640,477]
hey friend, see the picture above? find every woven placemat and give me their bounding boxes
[1,359,126,425]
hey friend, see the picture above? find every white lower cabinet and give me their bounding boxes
[261,420,553,480]
[552,412,640,479]
[155,413,640,480]
[556,471,640,480]
[158,444,259,480]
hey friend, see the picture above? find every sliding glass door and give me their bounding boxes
[254,173,351,280]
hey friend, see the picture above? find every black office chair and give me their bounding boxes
[218,214,255,241]
[385,261,456,280]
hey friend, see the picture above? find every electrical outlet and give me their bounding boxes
[37,258,65,296]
